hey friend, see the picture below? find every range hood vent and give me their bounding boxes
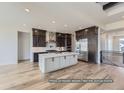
[48,32,56,43]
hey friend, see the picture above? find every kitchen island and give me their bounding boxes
[39,52,78,73]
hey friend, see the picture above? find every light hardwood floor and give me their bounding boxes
[0,61,124,90]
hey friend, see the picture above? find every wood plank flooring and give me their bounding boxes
[0,61,124,90]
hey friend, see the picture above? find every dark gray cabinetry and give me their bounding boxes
[32,28,46,47]
[56,33,72,52]
[75,26,98,63]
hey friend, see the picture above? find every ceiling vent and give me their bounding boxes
[97,2,119,10]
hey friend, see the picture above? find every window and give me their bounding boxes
[119,38,124,51]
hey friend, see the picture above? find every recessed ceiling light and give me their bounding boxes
[64,24,68,27]
[23,24,26,26]
[52,21,56,24]
[35,30,37,33]
[25,8,30,13]
[85,29,88,32]
[122,16,124,18]
[79,27,82,29]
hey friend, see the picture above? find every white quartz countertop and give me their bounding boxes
[39,52,79,58]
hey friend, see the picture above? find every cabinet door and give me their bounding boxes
[69,55,76,65]
[73,55,78,64]
[56,33,65,47]
[66,56,70,66]
[60,56,66,68]
[66,34,72,52]
[32,28,46,47]
[45,58,54,72]
[53,57,60,70]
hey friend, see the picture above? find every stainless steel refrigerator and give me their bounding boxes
[76,38,88,61]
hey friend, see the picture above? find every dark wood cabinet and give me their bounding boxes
[76,29,88,40]
[66,34,72,52]
[56,33,65,47]
[87,27,98,63]
[56,33,72,51]
[32,28,46,47]
[33,53,39,62]
[75,26,98,63]
[76,30,83,41]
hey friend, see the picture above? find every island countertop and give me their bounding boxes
[39,52,79,58]
[38,52,79,73]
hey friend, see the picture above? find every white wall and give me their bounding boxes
[101,30,124,51]
[101,32,113,50]
[0,27,17,65]
[106,20,124,31]
[100,32,107,50]
[18,32,30,61]
[113,36,120,51]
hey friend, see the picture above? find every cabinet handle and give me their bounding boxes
[64,56,66,59]
[52,58,54,62]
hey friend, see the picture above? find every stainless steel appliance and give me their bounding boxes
[76,38,88,61]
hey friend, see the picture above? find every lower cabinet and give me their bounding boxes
[60,56,66,68]
[43,55,78,73]
[74,55,78,64]
[53,57,60,70]
[45,58,54,72]
[70,55,78,65]
[66,56,70,66]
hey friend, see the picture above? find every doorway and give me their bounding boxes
[18,31,30,63]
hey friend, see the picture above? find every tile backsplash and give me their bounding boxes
[32,46,65,53]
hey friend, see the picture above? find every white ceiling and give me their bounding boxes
[98,2,109,6]
[0,2,124,32]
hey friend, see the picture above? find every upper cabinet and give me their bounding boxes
[66,34,72,52]
[32,28,46,47]
[56,33,66,47]
[56,32,72,51]
[75,30,83,41]
[75,29,89,41]
[75,26,98,41]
